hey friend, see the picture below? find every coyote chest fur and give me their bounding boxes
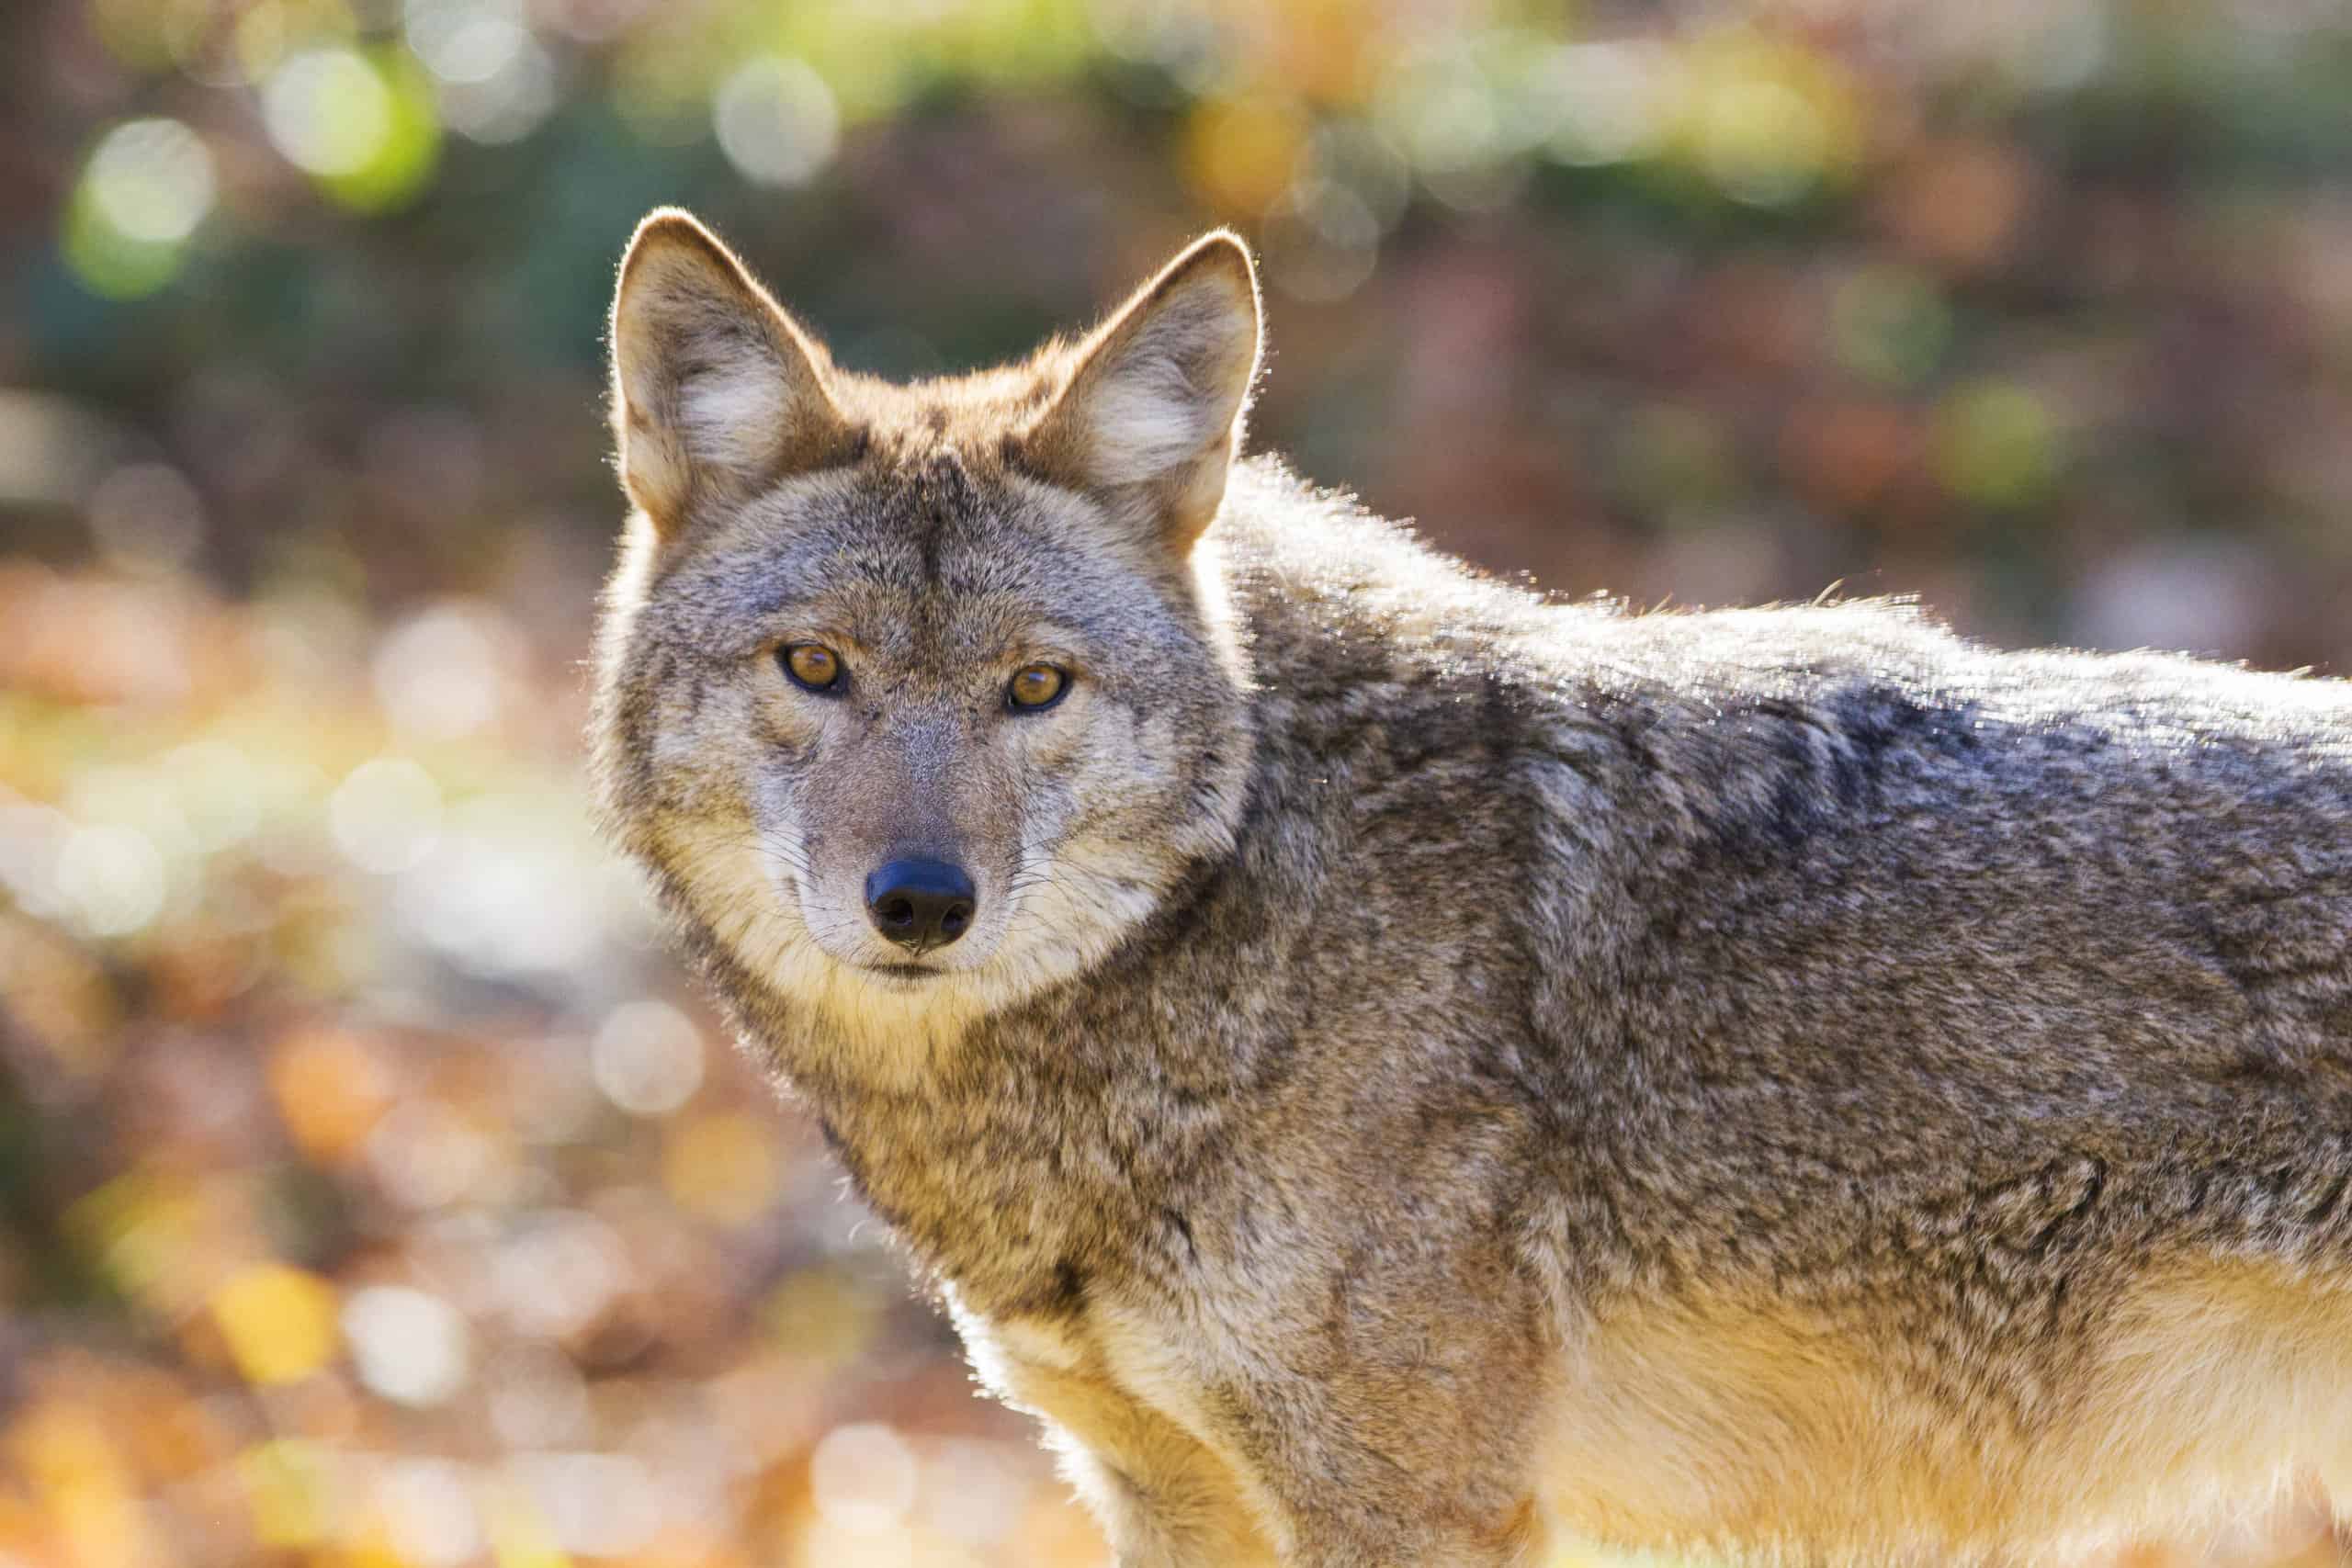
[593,209,2352,1567]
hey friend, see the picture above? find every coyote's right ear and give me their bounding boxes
[608,209,846,534]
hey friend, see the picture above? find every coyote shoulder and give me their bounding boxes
[593,208,2352,1567]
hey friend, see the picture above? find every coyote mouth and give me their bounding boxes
[861,963,945,983]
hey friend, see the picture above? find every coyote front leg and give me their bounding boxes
[1080,1293,1547,1568]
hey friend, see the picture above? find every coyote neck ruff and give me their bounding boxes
[593,209,2352,1567]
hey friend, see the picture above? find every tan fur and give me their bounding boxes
[1540,1267,2352,1562]
[956,1297,1285,1566]
[590,211,2352,1567]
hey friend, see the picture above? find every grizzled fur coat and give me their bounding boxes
[593,209,2352,1568]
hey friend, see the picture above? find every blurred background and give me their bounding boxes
[4,0,2352,1564]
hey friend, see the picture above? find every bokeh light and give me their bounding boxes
[593,997,706,1116]
[211,1264,341,1385]
[52,823,167,938]
[378,1458,484,1566]
[403,0,527,85]
[327,757,442,875]
[62,117,217,298]
[1540,41,1670,167]
[372,599,519,740]
[811,1421,922,1535]
[85,461,207,573]
[1679,33,1861,209]
[713,55,840,186]
[343,1283,471,1405]
[1935,380,2065,511]
[260,44,440,208]
[263,46,398,175]
[83,118,216,246]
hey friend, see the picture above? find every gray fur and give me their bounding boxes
[594,215,2352,1567]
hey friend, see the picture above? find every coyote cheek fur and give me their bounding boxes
[591,207,2352,1567]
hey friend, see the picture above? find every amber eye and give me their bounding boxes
[782,643,843,693]
[1006,663,1068,712]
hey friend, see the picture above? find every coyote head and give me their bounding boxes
[592,210,1260,1073]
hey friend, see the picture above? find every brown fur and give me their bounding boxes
[591,209,2352,1566]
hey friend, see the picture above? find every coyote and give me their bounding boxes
[592,209,2352,1566]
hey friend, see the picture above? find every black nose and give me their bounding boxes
[864,858,977,951]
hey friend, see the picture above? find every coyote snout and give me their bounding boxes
[780,703,1021,984]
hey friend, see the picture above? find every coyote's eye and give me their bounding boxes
[1006,664,1068,712]
[782,643,844,693]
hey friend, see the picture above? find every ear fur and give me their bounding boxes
[1027,231,1262,553]
[608,208,845,533]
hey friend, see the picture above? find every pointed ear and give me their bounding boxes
[608,209,847,533]
[1026,231,1262,553]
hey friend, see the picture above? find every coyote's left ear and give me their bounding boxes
[608,208,848,536]
[1026,232,1261,554]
